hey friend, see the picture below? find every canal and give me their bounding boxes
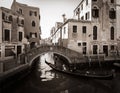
[4,53,120,93]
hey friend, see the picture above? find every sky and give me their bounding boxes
[0,0,81,39]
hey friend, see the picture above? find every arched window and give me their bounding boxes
[111,27,114,40]
[93,26,97,40]
[32,21,36,27]
[92,6,99,18]
[109,8,116,19]
[21,20,24,25]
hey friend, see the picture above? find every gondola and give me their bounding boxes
[113,62,120,67]
[45,60,113,80]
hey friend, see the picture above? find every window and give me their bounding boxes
[4,29,10,41]
[92,7,99,18]
[29,11,32,16]
[34,12,37,16]
[9,15,13,21]
[109,8,116,19]
[85,12,89,20]
[17,17,19,23]
[2,12,5,20]
[81,4,83,10]
[35,33,37,38]
[19,8,22,14]
[5,48,13,57]
[82,26,86,34]
[30,32,37,38]
[19,32,23,41]
[86,0,88,5]
[73,25,77,33]
[87,12,90,19]
[78,43,81,46]
[39,15,40,20]
[93,26,97,40]
[110,27,114,40]
[32,21,36,27]
[111,0,114,3]
[92,0,97,1]
[21,20,24,25]
[83,42,86,46]
[85,13,87,20]
[29,11,37,16]
[111,45,114,50]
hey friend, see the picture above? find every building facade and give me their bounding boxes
[51,0,118,57]
[0,7,24,60]
[11,0,41,48]
[50,22,63,45]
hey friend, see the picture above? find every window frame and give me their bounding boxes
[4,29,10,42]
[111,0,114,3]
[32,21,36,27]
[92,0,97,2]
[18,32,23,41]
[73,25,77,33]
[109,8,116,19]
[110,27,114,40]
[82,26,87,34]
[92,7,99,18]
[93,26,97,40]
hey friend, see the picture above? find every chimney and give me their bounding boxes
[62,14,66,23]
[14,0,16,3]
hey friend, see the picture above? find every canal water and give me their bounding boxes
[4,53,120,93]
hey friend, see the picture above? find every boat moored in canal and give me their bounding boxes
[45,60,114,80]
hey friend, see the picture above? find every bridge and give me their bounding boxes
[0,45,86,75]
[0,45,116,88]
[25,45,86,65]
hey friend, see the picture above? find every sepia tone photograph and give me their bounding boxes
[0,0,120,93]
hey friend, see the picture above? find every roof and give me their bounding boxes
[0,7,24,17]
[50,18,92,37]
[13,1,39,10]
[74,0,84,12]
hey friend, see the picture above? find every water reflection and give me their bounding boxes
[34,52,113,93]
[38,53,53,81]
[5,52,120,93]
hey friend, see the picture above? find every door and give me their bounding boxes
[30,42,35,49]
[17,46,22,56]
[103,45,108,56]
[93,45,98,54]
[83,47,87,54]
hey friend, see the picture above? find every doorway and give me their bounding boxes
[103,45,108,56]
[30,42,35,49]
[17,46,22,56]
[93,45,98,54]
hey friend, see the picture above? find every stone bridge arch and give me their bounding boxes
[29,51,72,66]
[25,45,86,66]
